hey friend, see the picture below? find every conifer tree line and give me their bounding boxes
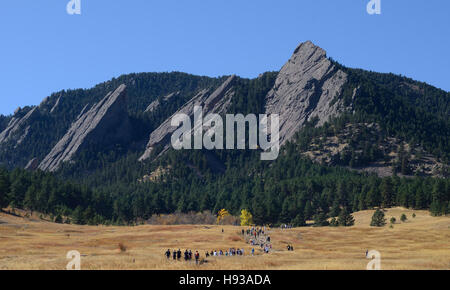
[0,149,448,226]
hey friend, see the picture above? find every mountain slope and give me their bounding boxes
[0,41,449,226]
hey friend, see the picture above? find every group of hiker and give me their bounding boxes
[165,249,201,264]
[280,224,293,230]
[242,226,273,254]
[205,248,246,257]
[243,226,267,238]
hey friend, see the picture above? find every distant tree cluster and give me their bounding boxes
[1,145,448,226]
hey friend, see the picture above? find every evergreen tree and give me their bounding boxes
[313,212,330,227]
[292,213,306,227]
[381,178,393,208]
[370,209,386,227]
[337,208,355,226]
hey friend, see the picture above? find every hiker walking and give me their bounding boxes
[177,249,181,260]
[195,251,200,265]
[165,249,171,259]
[184,250,189,261]
[173,250,177,260]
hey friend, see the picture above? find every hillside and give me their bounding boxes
[0,41,448,226]
[0,208,448,270]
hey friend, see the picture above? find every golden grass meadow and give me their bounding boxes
[0,207,448,270]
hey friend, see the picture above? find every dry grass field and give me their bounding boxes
[0,207,449,270]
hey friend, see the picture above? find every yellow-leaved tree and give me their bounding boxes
[240,209,253,226]
[217,209,230,224]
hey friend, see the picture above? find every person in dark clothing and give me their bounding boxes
[184,250,189,261]
[165,249,171,259]
[173,250,177,260]
[189,250,193,260]
[205,252,210,258]
[287,245,291,251]
[177,249,181,260]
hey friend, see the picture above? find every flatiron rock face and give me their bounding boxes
[139,75,237,161]
[265,41,349,145]
[0,107,40,146]
[39,84,131,172]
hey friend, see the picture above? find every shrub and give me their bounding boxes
[118,243,127,252]
[400,214,408,222]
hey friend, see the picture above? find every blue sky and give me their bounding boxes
[1,0,449,115]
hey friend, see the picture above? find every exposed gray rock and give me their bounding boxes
[139,75,236,161]
[50,96,61,113]
[145,91,180,113]
[145,99,160,113]
[265,41,349,146]
[0,107,40,145]
[39,84,131,172]
[25,158,39,171]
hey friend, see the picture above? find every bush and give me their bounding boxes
[118,243,127,252]
[390,217,396,224]
[54,214,63,224]
[400,214,407,222]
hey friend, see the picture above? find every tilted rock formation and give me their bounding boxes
[24,158,39,171]
[145,91,180,113]
[139,75,236,161]
[0,107,40,146]
[265,41,349,145]
[39,84,131,171]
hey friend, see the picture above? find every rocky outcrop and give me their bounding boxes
[39,84,131,172]
[0,107,40,146]
[139,75,236,161]
[145,91,180,113]
[265,41,349,145]
[24,158,39,171]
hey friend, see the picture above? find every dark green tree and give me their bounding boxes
[337,208,355,226]
[370,209,386,227]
